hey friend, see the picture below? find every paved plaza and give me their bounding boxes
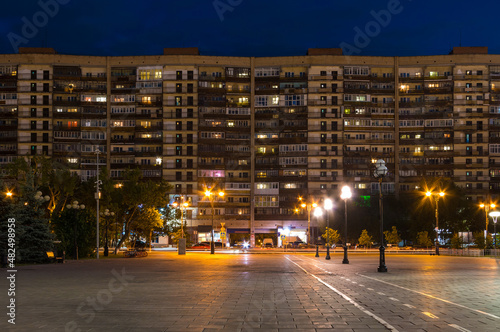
[1,251,499,331]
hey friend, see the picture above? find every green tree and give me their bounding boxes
[384,226,401,246]
[52,205,95,259]
[450,233,463,249]
[322,227,340,246]
[358,229,373,248]
[473,232,493,249]
[2,175,54,263]
[416,231,433,249]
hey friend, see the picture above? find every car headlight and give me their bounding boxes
[242,242,249,249]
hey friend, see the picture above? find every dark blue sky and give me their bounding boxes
[0,0,498,57]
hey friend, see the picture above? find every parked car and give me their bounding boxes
[262,238,274,248]
[200,241,223,248]
[190,243,210,249]
[234,241,250,249]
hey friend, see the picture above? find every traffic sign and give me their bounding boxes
[220,232,226,239]
[280,234,286,240]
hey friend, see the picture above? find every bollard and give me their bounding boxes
[315,244,319,257]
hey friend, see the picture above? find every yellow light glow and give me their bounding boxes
[6,191,13,197]
[183,202,189,208]
[492,204,496,208]
[218,191,224,197]
[480,203,485,208]
[301,203,306,208]
[312,203,318,208]
[426,192,432,197]
[439,192,445,197]
[205,190,211,197]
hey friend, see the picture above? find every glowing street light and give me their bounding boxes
[205,189,224,254]
[489,211,500,252]
[373,159,388,272]
[340,185,352,264]
[299,196,318,245]
[426,191,445,255]
[480,202,495,247]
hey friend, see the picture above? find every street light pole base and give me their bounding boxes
[325,246,330,260]
[342,246,349,264]
[210,242,215,255]
[378,245,387,272]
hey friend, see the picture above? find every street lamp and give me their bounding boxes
[340,185,352,264]
[489,211,500,252]
[205,189,224,254]
[480,202,495,247]
[66,200,86,260]
[313,207,323,257]
[324,198,333,260]
[426,191,445,255]
[299,196,318,245]
[5,191,13,198]
[373,159,388,272]
[100,209,115,256]
[95,147,101,259]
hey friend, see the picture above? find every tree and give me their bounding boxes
[358,229,373,248]
[322,227,340,246]
[2,175,54,263]
[52,205,95,259]
[473,232,493,249]
[384,226,401,246]
[416,231,433,249]
[450,233,463,249]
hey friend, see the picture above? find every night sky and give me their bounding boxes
[0,0,498,57]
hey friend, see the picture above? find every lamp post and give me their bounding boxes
[426,191,445,255]
[66,201,86,260]
[373,159,388,272]
[340,185,352,264]
[480,203,495,247]
[314,207,323,257]
[299,196,318,245]
[324,198,333,260]
[489,211,500,253]
[100,209,115,257]
[205,189,224,255]
[95,148,101,259]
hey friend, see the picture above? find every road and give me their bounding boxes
[0,252,499,331]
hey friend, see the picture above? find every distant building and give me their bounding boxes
[1,46,498,246]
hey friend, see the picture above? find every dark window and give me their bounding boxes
[43,121,49,130]
[42,133,49,143]
[187,146,193,156]
[320,121,327,131]
[320,159,327,169]
[176,172,182,181]
[186,159,193,168]
[477,121,483,130]
[175,109,182,118]
[187,84,193,93]
[186,172,193,181]
[320,71,326,76]
[43,83,49,92]
[176,71,182,80]
[31,133,37,142]
[176,146,182,156]
[331,121,337,130]
[187,121,193,131]
[43,95,49,105]
[31,96,37,105]
[31,83,37,92]
[187,109,193,118]
[187,134,193,143]
[31,121,36,130]
[187,184,193,194]
[187,96,194,106]
[42,108,49,117]
[187,71,193,80]
[31,108,37,117]
[176,121,182,130]
[31,70,37,80]
[176,134,182,143]
[175,184,182,194]
[31,146,37,155]
[42,146,48,155]
[320,134,327,143]
[176,83,182,93]
[176,159,182,169]
[320,109,326,118]
[477,133,483,143]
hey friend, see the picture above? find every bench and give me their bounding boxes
[46,251,65,263]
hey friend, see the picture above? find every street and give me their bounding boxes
[0,252,499,331]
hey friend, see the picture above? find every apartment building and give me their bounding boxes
[1,46,499,246]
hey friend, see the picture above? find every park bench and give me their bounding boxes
[46,251,65,263]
